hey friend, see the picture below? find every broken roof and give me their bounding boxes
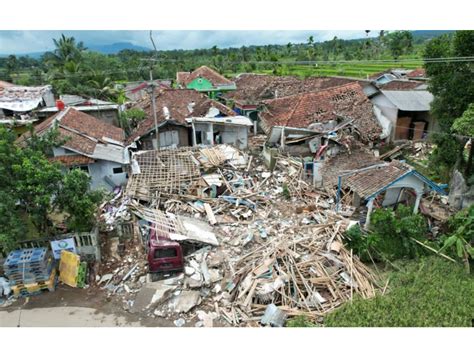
[49,155,95,167]
[176,66,234,87]
[0,84,53,112]
[320,147,381,189]
[18,107,127,163]
[224,73,365,106]
[380,90,433,111]
[378,80,424,91]
[128,89,236,143]
[344,160,445,200]
[407,68,427,79]
[260,82,383,142]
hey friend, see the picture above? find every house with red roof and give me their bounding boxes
[176,66,236,99]
[17,107,129,191]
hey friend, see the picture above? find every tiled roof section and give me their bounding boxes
[49,155,95,166]
[58,127,97,155]
[260,82,382,141]
[176,66,233,87]
[378,80,423,91]
[191,99,236,117]
[344,160,411,199]
[0,80,14,88]
[127,89,235,143]
[320,148,381,189]
[17,107,125,156]
[59,108,124,143]
[407,68,426,78]
[224,74,361,105]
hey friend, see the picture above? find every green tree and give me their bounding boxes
[452,104,474,177]
[424,31,474,181]
[56,169,104,232]
[386,31,413,59]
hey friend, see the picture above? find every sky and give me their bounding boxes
[0,30,377,55]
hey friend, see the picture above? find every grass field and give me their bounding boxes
[225,60,423,79]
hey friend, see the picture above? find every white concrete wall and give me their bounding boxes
[88,160,127,191]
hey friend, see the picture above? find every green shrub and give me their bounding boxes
[325,257,474,327]
[286,315,318,327]
[344,205,427,262]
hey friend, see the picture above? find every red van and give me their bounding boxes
[147,226,184,275]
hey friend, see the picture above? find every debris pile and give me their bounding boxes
[98,144,382,326]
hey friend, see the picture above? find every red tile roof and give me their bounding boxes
[378,80,423,90]
[344,160,411,199]
[176,66,233,87]
[49,155,95,166]
[224,74,362,105]
[260,82,382,142]
[17,107,125,156]
[128,89,236,143]
[407,68,426,78]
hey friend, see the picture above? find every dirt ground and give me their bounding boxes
[0,284,178,327]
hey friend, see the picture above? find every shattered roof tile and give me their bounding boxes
[260,82,382,142]
[344,160,411,199]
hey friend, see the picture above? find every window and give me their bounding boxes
[113,167,124,174]
[71,165,89,174]
[154,248,178,259]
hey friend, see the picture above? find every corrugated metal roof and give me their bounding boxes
[381,90,433,111]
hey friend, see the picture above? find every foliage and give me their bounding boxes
[281,183,291,199]
[439,205,474,272]
[0,126,104,251]
[119,108,147,135]
[386,31,413,59]
[452,104,474,177]
[344,205,427,262]
[286,315,318,327]
[56,169,105,232]
[424,31,474,180]
[325,257,474,326]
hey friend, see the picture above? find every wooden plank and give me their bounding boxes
[204,203,217,225]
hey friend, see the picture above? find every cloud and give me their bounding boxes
[0,30,376,54]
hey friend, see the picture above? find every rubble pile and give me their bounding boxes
[98,144,382,326]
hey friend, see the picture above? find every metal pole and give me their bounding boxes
[149,68,159,149]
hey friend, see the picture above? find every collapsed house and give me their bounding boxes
[222,74,377,130]
[17,107,129,191]
[128,89,253,150]
[176,66,236,98]
[0,81,55,136]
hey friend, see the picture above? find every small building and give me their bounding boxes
[0,82,55,136]
[186,115,253,150]
[17,107,129,191]
[128,89,236,150]
[337,160,446,228]
[176,66,236,98]
[370,89,436,141]
[38,95,121,127]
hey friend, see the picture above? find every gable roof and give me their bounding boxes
[176,66,233,87]
[380,90,433,111]
[260,82,382,142]
[127,89,236,143]
[344,160,445,200]
[17,107,126,162]
[224,73,364,106]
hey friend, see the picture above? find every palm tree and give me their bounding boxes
[88,71,118,101]
[46,34,86,69]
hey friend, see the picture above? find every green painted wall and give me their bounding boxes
[186,77,214,91]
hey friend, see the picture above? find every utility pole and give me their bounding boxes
[149,65,159,149]
[149,30,159,149]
